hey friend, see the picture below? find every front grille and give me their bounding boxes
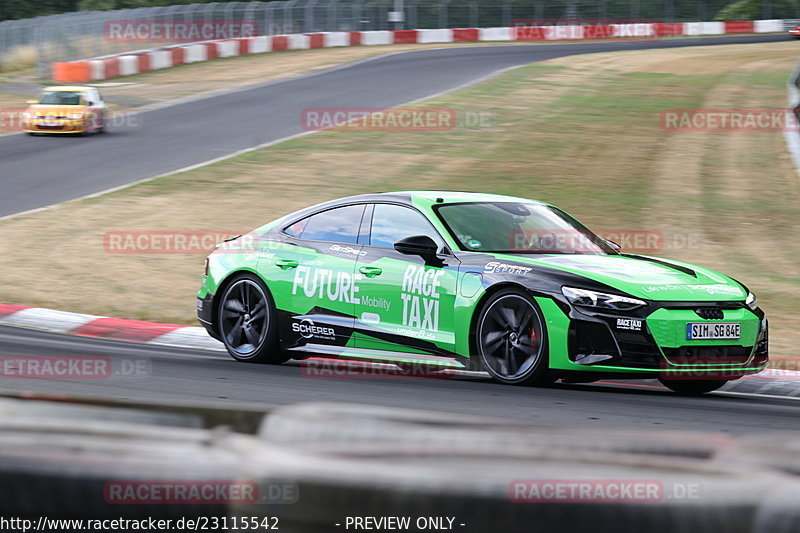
[617,340,660,367]
[663,345,751,365]
[695,307,724,320]
[36,125,64,130]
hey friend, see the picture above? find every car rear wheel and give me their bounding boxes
[217,274,288,364]
[476,289,549,385]
[658,378,727,395]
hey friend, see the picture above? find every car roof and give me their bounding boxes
[328,191,547,206]
[42,86,91,92]
[400,190,547,205]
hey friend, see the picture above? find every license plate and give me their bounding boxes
[686,322,740,340]
[43,120,59,126]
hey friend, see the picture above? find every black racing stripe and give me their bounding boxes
[289,306,465,361]
[621,254,698,278]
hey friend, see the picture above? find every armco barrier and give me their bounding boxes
[51,20,787,83]
[256,402,732,458]
[236,402,800,533]
[0,397,258,518]
[2,397,800,528]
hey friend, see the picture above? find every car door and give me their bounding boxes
[354,203,460,358]
[259,203,367,354]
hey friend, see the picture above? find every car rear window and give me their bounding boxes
[285,204,365,244]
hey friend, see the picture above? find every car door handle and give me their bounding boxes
[359,266,382,278]
[275,259,299,270]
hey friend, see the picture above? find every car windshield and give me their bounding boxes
[38,91,82,105]
[435,201,616,255]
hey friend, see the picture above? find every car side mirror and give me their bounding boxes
[394,235,439,259]
[605,239,621,252]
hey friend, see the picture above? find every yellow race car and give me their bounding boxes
[23,86,106,135]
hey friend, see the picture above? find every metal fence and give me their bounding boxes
[0,0,793,76]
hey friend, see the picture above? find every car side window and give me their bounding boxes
[369,204,443,249]
[285,204,365,244]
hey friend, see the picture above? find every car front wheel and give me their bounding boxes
[476,289,549,385]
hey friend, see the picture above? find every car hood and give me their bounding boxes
[494,253,747,302]
[26,105,88,115]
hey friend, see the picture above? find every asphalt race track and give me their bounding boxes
[0,33,788,217]
[1,325,798,434]
[1,34,796,434]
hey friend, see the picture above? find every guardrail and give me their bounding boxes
[51,19,786,83]
[2,396,800,530]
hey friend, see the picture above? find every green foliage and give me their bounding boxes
[713,0,799,20]
[0,0,80,21]
[714,0,761,20]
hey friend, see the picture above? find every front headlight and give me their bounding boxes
[745,291,758,310]
[67,112,84,120]
[562,286,646,311]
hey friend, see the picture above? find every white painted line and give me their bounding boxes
[715,390,800,401]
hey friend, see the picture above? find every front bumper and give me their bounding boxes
[560,299,768,378]
[24,119,86,133]
[196,292,219,340]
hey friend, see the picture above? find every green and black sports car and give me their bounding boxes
[197,192,768,394]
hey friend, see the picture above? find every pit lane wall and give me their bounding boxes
[52,19,786,83]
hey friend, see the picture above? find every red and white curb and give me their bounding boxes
[52,19,787,83]
[0,303,224,351]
